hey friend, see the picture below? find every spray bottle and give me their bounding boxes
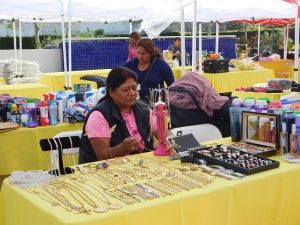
[27,97,37,128]
[49,93,58,125]
[40,94,49,126]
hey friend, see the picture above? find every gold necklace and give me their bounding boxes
[79,181,123,210]
[65,183,110,213]
[43,185,85,213]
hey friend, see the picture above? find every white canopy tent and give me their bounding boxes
[0,0,298,84]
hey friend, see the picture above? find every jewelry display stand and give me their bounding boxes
[150,87,171,156]
[40,136,81,175]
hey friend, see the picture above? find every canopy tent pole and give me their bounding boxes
[257,24,261,56]
[215,21,219,54]
[19,20,22,77]
[284,25,290,59]
[191,0,197,72]
[68,20,72,89]
[129,19,133,34]
[198,22,202,76]
[283,26,287,59]
[294,17,299,82]
[286,25,290,59]
[61,2,68,90]
[12,19,18,75]
[180,8,186,76]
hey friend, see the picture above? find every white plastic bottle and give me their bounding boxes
[173,58,179,67]
[56,96,63,123]
[85,91,96,109]
[49,100,58,125]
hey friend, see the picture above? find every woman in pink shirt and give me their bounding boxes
[127,31,141,61]
[79,66,157,163]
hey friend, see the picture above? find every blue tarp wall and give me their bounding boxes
[61,37,236,71]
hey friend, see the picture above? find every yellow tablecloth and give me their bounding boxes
[40,69,112,91]
[231,91,291,101]
[41,68,186,92]
[172,68,275,93]
[0,83,51,98]
[2,137,300,225]
[0,77,6,85]
[40,68,274,94]
[0,122,83,176]
[205,69,275,93]
[171,66,192,80]
[258,59,293,78]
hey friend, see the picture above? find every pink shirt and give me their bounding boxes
[85,109,157,151]
[128,46,138,60]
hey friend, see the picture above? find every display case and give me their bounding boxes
[192,145,280,175]
[230,111,280,157]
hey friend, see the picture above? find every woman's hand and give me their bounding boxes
[122,137,140,152]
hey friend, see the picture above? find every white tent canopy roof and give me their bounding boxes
[0,0,64,21]
[0,0,297,37]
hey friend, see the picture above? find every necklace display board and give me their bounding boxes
[40,136,81,175]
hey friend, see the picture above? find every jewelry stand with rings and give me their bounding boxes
[40,136,81,176]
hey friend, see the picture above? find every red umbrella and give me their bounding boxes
[236,18,294,26]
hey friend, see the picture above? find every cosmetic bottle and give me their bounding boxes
[248,116,258,139]
[268,100,283,124]
[229,98,242,142]
[296,115,300,154]
[255,100,268,113]
[290,124,297,155]
[27,98,37,128]
[269,121,275,144]
[280,122,288,155]
[258,118,265,141]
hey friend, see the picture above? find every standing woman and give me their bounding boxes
[124,38,175,101]
[127,31,141,61]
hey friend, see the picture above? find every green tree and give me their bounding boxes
[94,29,104,37]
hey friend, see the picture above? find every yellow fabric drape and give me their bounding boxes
[40,68,275,94]
[258,59,293,78]
[0,77,6,85]
[2,138,300,225]
[0,123,83,175]
[231,91,289,101]
[0,83,51,99]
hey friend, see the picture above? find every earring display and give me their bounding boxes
[192,145,280,175]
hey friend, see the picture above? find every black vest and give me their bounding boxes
[79,98,154,164]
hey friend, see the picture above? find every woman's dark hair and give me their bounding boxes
[174,37,181,42]
[129,31,141,41]
[137,38,162,58]
[97,67,137,103]
[106,66,138,92]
